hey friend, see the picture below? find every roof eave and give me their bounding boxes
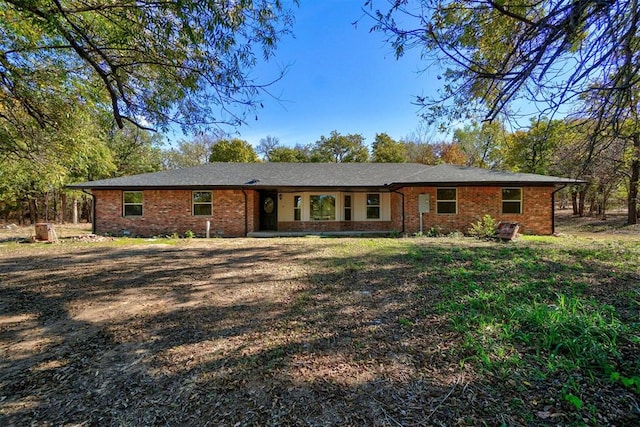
[388,179,587,189]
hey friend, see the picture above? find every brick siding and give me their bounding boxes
[399,186,554,235]
[93,185,555,237]
[278,221,393,232]
[93,189,256,237]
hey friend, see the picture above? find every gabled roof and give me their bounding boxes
[68,162,584,190]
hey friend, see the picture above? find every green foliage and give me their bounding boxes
[1,1,296,133]
[184,230,195,239]
[468,215,498,239]
[426,226,442,237]
[268,145,311,162]
[453,122,505,169]
[369,0,640,226]
[503,118,567,175]
[402,140,438,165]
[310,131,369,162]
[257,135,281,161]
[163,133,222,169]
[409,238,640,414]
[372,133,407,163]
[209,138,259,163]
[398,317,413,327]
[563,393,584,411]
[106,125,164,177]
[610,372,640,394]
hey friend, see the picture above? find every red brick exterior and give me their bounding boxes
[278,221,393,232]
[399,186,554,235]
[93,185,555,237]
[93,189,257,237]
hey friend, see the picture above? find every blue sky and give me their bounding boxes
[228,1,440,149]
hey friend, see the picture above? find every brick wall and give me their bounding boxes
[93,189,254,237]
[278,220,393,232]
[400,186,554,235]
[93,185,555,237]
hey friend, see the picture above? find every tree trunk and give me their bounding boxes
[578,189,586,217]
[628,134,639,225]
[61,193,66,223]
[28,198,38,224]
[44,193,49,222]
[73,198,78,224]
[571,190,578,215]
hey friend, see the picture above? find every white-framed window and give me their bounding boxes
[294,195,302,221]
[502,188,522,214]
[310,194,336,220]
[344,195,352,221]
[123,191,143,216]
[366,193,381,219]
[436,188,457,214]
[193,191,212,216]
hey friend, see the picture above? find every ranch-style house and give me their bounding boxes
[69,162,583,237]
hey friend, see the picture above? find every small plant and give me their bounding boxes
[426,226,442,237]
[563,393,584,410]
[610,372,640,393]
[184,230,195,238]
[398,317,413,327]
[447,230,464,239]
[468,214,498,239]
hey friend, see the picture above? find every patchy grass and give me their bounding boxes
[0,222,638,425]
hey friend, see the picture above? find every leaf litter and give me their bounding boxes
[0,232,638,426]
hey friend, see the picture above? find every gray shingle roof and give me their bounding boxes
[393,164,583,186]
[68,162,584,190]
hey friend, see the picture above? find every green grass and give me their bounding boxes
[407,235,640,419]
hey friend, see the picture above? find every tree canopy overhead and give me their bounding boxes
[367,0,639,125]
[1,0,297,135]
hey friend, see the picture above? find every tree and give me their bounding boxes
[106,126,164,176]
[367,0,640,224]
[433,142,467,165]
[453,122,505,169]
[0,105,116,223]
[257,136,282,161]
[310,131,369,162]
[269,145,311,162]
[503,118,566,175]
[372,133,407,162]
[402,140,438,165]
[1,1,297,136]
[163,133,222,170]
[209,139,259,163]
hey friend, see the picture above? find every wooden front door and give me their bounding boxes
[259,191,278,231]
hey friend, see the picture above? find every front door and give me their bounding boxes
[259,191,278,231]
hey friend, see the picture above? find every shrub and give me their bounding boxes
[468,214,498,239]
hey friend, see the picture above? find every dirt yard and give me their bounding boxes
[0,218,638,426]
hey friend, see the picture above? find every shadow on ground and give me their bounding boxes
[0,237,638,425]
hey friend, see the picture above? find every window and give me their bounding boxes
[294,195,302,221]
[436,188,457,214]
[366,193,380,219]
[123,191,143,216]
[344,195,352,221]
[502,188,522,214]
[310,195,335,220]
[193,191,212,216]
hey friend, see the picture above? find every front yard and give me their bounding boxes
[0,223,639,425]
